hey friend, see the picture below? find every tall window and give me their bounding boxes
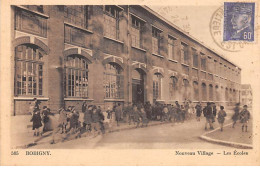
[193,81,199,101]
[64,6,88,28]
[131,15,144,48]
[168,36,177,60]
[15,45,44,96]
[181,43,189,65]
[192,48,198,68]
[169,76,178,99]
[201,83,207,101]
[215,85,219,101]
[103,5,121,40]
[209,84,213,100]
[104,63,124,99]
[201,57,206,71]
[183,79,189,99]
[152,27,162,55]
[153,73,162,100]
[66,55,89,97]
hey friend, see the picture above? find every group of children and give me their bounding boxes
[30,98,251,142]
[29,98,50,136]
[194,101,251,132]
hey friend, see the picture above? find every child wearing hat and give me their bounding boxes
[240,105,250,132]
[217,106,227,131]
[30,109,42,136]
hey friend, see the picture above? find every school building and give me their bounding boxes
[11,5,242,115]
[240,84,253,108]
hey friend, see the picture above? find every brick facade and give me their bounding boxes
[11,5,241,115]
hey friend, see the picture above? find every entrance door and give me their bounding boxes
[132,69,144,104]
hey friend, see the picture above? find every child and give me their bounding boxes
[180,105,186,123]
[140,107,149,127]
[58,107,68,134]
[41,106,49,132]
[240,105,250,132]
[217,106,227,131]
[91,106,100,136]
[31,109,42,136]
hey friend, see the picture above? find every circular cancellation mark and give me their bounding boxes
[210,6,250,52]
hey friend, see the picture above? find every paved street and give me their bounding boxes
[33,117,233,149]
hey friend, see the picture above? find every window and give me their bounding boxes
[193,81,199,101]
[192,48,198,68]
[15,45,44,96]
[103,5,121,40]
[152,27,162,55]
[169,76,178,99]
[201,55,206,71]
[209,84,213,100]
[22,5,44,13]
[168,36,177,60]
[181,43,189,65]
[183,79,189,99]
[215,85,219,101]
[64,6,88,28]
[153,73,162,100]
[131,15,144,48]
[65,55,89,97]
[201,83,207,101]
[104,63,124,99]
[225,88,229,101]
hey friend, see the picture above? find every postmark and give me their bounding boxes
[223,2,255,42]
[210,5,255,52]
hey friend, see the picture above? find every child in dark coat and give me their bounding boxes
[31,109,42,136]
[217,106,227,131]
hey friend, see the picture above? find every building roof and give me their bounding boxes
[141,5,241,70]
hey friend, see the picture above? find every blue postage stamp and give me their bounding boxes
[223,2,255,41]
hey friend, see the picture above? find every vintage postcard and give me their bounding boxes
[0,0,260,166]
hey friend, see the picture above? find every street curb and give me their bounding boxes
[199,123,253,149]
[14,120,172,149]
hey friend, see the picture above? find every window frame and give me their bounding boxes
[14,44,44,97]
[131,15,144,48]
[65,55,89,98]
[64,5,89,29]
[103,63,124,99]
[152,26,162,55]
[180,42,189,65]
[168,35,177,60]
[103,5,122,40]
[153,73,162,100]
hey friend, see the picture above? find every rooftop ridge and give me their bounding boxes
[141,5,241,70]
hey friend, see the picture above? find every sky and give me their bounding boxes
[149,5,260,87]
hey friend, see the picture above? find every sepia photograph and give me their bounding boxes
[1,0,260,166]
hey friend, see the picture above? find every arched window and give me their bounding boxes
[201,83,207,101]
[104,63,124,99]
[209,84,213,101]
[169,76,178,99]
[215,85,219,101]
[153,73,163,100]
[65,55,89,97]
[183,79,189,99]
[193,81,199,101]
[15,44,44,96]
[225,87,229,101]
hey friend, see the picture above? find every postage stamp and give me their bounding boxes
[223,2,255,41]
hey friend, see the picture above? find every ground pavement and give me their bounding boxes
[33,117,234,149]
[205,120,253,145]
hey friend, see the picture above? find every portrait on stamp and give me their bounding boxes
[223,2,255,41]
